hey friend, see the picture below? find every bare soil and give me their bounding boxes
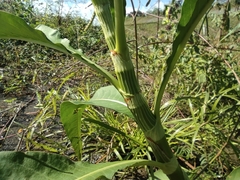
[0,93,39,151]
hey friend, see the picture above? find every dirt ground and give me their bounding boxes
[0,93,39,151]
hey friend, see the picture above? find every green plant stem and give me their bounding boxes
[114,0,127,54]
[91,0,115,50]
[93,0,188,179]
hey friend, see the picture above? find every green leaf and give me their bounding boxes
[60,102,87,160]
[0,11,118,87]
[227,167,240,180]
[154,169,170,180]
[0,151,164,180]
[67,86,133,118]
[154,0,214,116]
[60,86,133,158]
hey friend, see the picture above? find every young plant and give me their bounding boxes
[3,0,239,180]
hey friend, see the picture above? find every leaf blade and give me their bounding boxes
[0,151,165,180]
[60,102,86,160]
[69,86,133,118]
[227,167,240,180]
[154,0,214,116]
[0,11,118,87]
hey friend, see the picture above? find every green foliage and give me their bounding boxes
[0,0,240,179]
[0,151,163,180]
[60,102,86,160]
[63,86,133,117]
[227,167,240,180]
[0,0,35,24]
[154,0,215,116]
[126,1,240,178]
[0,1,105,93]
[60,86,133,160]
[0,11,117,87]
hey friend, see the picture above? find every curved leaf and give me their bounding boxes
[227,167,240,180]
[154,0,214,116]
[154,169,170,180]
[0,151,163,180]
[60,86,133,158]
[68,86,133,118]
[0,11,118,87]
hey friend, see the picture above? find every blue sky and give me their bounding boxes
[125,0,170,13]
[33,0,172,20]
[126,0,170,7]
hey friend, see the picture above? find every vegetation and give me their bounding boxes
[0,0,240,179]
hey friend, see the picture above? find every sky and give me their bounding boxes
[125,0,169,14]
[33,0,171,20]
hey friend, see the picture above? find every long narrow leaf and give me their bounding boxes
[154,0,214,116]
[0,11,118,87]
[83,118,143,145]
[220,22,240,42]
